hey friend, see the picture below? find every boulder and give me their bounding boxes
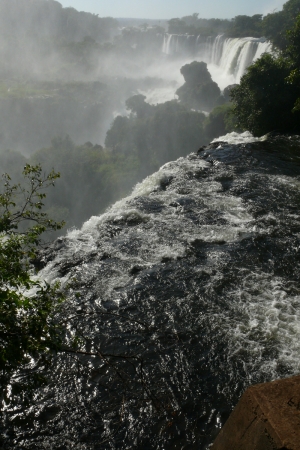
[212,375,300,450]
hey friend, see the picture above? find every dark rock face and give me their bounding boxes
[212,374,300,450]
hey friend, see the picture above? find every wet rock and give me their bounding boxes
[129,265,144,275]
[160,175,174,190]
[30,237,67,270]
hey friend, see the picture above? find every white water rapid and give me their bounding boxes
[7,134,300,450]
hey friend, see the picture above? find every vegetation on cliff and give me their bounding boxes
[231,14,300,135]
[0,165,64,405]
[167,0,300,44]
[176,61,221,111]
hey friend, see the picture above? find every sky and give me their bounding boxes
[58,0,287,20]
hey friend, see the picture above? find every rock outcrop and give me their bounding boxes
[212,375,300,450]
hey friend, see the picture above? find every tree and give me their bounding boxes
[167,14,230,36]
[204,103,238,140]
[105,115,133,153]
[262,0,300,49]
[262,11,286,49]
[286,14,300,66]
[227,14,263,38]
[176,61,221,111]
[285,15,300,111]
[179,61,212,86]
[167,18,189,34]
[231,54,296,135]
[125,94,153,119]
[231,14,300,136]
[105,98,207,171]
[0,164,64,405]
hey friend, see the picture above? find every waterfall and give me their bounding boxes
[162,33,272,82]
[162,33,197,55]
[210,34,226,65]
[162,33,173,54]
[218,37,272,81]
[253,40,273,61]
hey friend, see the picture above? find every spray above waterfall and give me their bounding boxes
[135,32,272,107]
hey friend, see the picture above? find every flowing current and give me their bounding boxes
[5,134,300,449]
[162,34,272,84]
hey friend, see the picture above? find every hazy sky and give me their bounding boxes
[58,0,286,19]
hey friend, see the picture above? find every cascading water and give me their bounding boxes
[4,133,300,449]
[162,33,272,83]
[134,33,271,106]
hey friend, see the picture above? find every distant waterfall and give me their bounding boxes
[162,33,272,82]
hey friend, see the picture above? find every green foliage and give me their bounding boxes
[262,11,287,49]
[180,61,212,85]
[0,0,118,44]
[227,15,263,38]
[149,101,206,161]
[231,11,300,136]
[0,0,119,80]
[167,14,230,36]
[204,104,238,140]
[0,164,65,404]
[167,1,300,44]
[167,12,270,38]
[105,116,133,154]
[176,61,221,111]
[105,99,207,173]
[231,53,300,135]
[0,80,113,154]
[261,0,300,49]
[0,134,146,232]
[285,14,300,66]
[168,18,190,34]
[285,15,300,111]
[29,136,141,228]
[125,94,154,119]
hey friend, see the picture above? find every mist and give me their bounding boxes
[0,0,273,231]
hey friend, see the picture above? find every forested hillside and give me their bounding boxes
[0,0,118,42]
[0,0,119,81]
[167,1,300,42]
[231,11,300,135]
[0,0,169,156]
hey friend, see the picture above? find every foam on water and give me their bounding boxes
[10,136,300,449]
[44,152,253,271]
[138,86,179,105]
[229,273,300,376]
[212,131,266,144]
